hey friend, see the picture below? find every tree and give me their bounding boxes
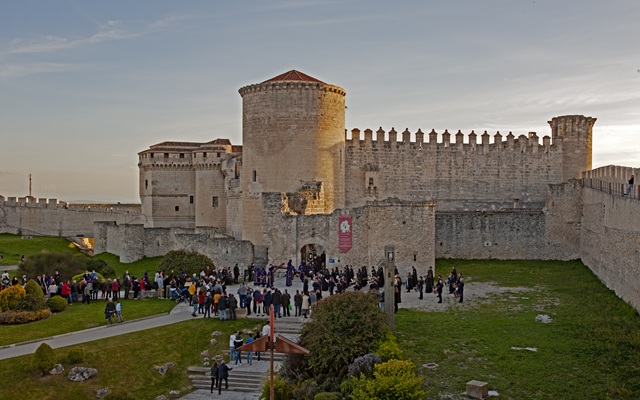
[32,343,57,375]
[290,291,389,383]
[158,250,214,277]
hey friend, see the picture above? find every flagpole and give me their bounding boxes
[270,304,275,400]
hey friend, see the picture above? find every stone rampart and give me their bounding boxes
[0,197,142,237]
[579,187,640,310]
[345,129,562,211]
[94,222,254,266]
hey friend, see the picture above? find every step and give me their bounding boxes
[192,384,259,392]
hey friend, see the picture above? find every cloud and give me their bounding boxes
[0,62,82,79]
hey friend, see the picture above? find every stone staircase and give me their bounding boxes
[187,317,304,395]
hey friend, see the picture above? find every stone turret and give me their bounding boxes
[549,115,596,181]
[238,70,346,256]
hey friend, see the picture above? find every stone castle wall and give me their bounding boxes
[261,193,436,278]
[94,222,254,265]
[345,129,563,211]
[0,197,143,237]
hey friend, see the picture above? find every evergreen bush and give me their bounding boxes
[347,353,381,378]
[46,296,68,313]
[260,375,294,400]
[292,379,318,400]
[67,347,85,364]
[24,279,44,298]
[15,293,46,312]
[0,309,51,324]
[314,393,342,400]
[158,250,215,277]
[375,332,403,362]
[289,291,388,383]
[18,252,87,281]
[351,359,425,400]
[32,343,57,375]
[0,285,26,312]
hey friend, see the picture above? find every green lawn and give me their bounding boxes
[0,233,82,266]
[0,318,259,400]
[0,298,177,346]
[397,259,640,399]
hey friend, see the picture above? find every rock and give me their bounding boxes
[488,390,500,397]
[165,362,174,369]
[96,388,111,399]
[465,380,489,399]
[68,366,98,382]
[211,331,222,336]
[49,364,64,375]
[535,314,553,323]
[242,329,254,335]
[203,361,210,367]
[214,354,224,363]
[210,339,218,346]
[203,357,210,362]
[422,363,439,369]
[169,390,180,398]
[511,346,537,352]
[155,365,168,376]
[155,396,167,400]
[200,350,210,357]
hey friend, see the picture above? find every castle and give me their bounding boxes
[1,70,638,310]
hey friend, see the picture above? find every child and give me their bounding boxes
[115,300,123,323]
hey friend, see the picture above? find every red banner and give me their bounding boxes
[338,215,352,253]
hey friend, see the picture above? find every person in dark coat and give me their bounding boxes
[435,276,444,303]
[217,360,233,394]
[209,362,218,393]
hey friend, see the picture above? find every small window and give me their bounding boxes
[175,206,179,212]
[217,152,221,158]
[189,195,194,204]
[150,153,154,158]
[145,179,148,190]
[252,170,257,182]
[212,196,219,207]
[203,152,207,157]
[180,153,184,158]
[164,153,169,158]
[368,177,374,186]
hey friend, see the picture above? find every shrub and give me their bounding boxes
[86,259,108,273]
[24,279,44,298]
[32,343,57,375]
[15,293,46,312]
[158,250,215,277]
[375,332,402,362]
[67,347,85,364]
[46,296,68,313]
[260,375,294,400]
[0,309,51,324]
[314,393,342,400]
[0,285,26,312]
[292,379,319,400]
[347,353,381,378]
[19,252,87,281]
[291,291,388,383]
[100,265,116,278]
[351,359,425,400]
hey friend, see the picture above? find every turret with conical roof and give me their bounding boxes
[238,70,346,257]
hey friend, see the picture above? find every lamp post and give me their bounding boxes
[384,244,395,332]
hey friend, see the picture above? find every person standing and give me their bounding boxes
[245,288,253,316]
[209,362,218,394]
[218,293,228,321]
[228,294,238,320]
[234,334,243,365]
[105,298,116,324]
[417,276,424,300]
[435,276,444,304]
[204,292,212,318]
[294,290,302,317]
[625,174,634,196]
[457,273,464,303]
[272,288,282,318]
[217,360,232,395]
[301,292,310,318]
[282,289,291,317]
[229,331,237,363]
[115,300,123,323]
[111,278,119,301]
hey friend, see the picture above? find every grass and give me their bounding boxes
[0,318,260,400]
[396,259,640,399]
[0,233,82,266]
[92,252,163,280]
[0,298,176,346]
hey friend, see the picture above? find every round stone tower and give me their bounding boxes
[238,70,346,257]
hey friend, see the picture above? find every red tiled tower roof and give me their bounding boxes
[262,70,325,84]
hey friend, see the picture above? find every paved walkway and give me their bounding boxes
[0,301,194,360]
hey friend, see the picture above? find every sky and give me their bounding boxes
[1,0,639,203]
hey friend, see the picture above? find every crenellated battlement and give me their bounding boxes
[345,127,556,153]
[238,81,346,97]
[0,196,141,213]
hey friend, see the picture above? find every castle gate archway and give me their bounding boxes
[300,244,325,269]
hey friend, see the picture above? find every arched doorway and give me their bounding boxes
[300,243,325,268]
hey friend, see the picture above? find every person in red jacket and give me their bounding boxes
[61,281,71,304]
[111,278,120,301]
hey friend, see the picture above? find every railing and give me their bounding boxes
[582,178,638,200]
